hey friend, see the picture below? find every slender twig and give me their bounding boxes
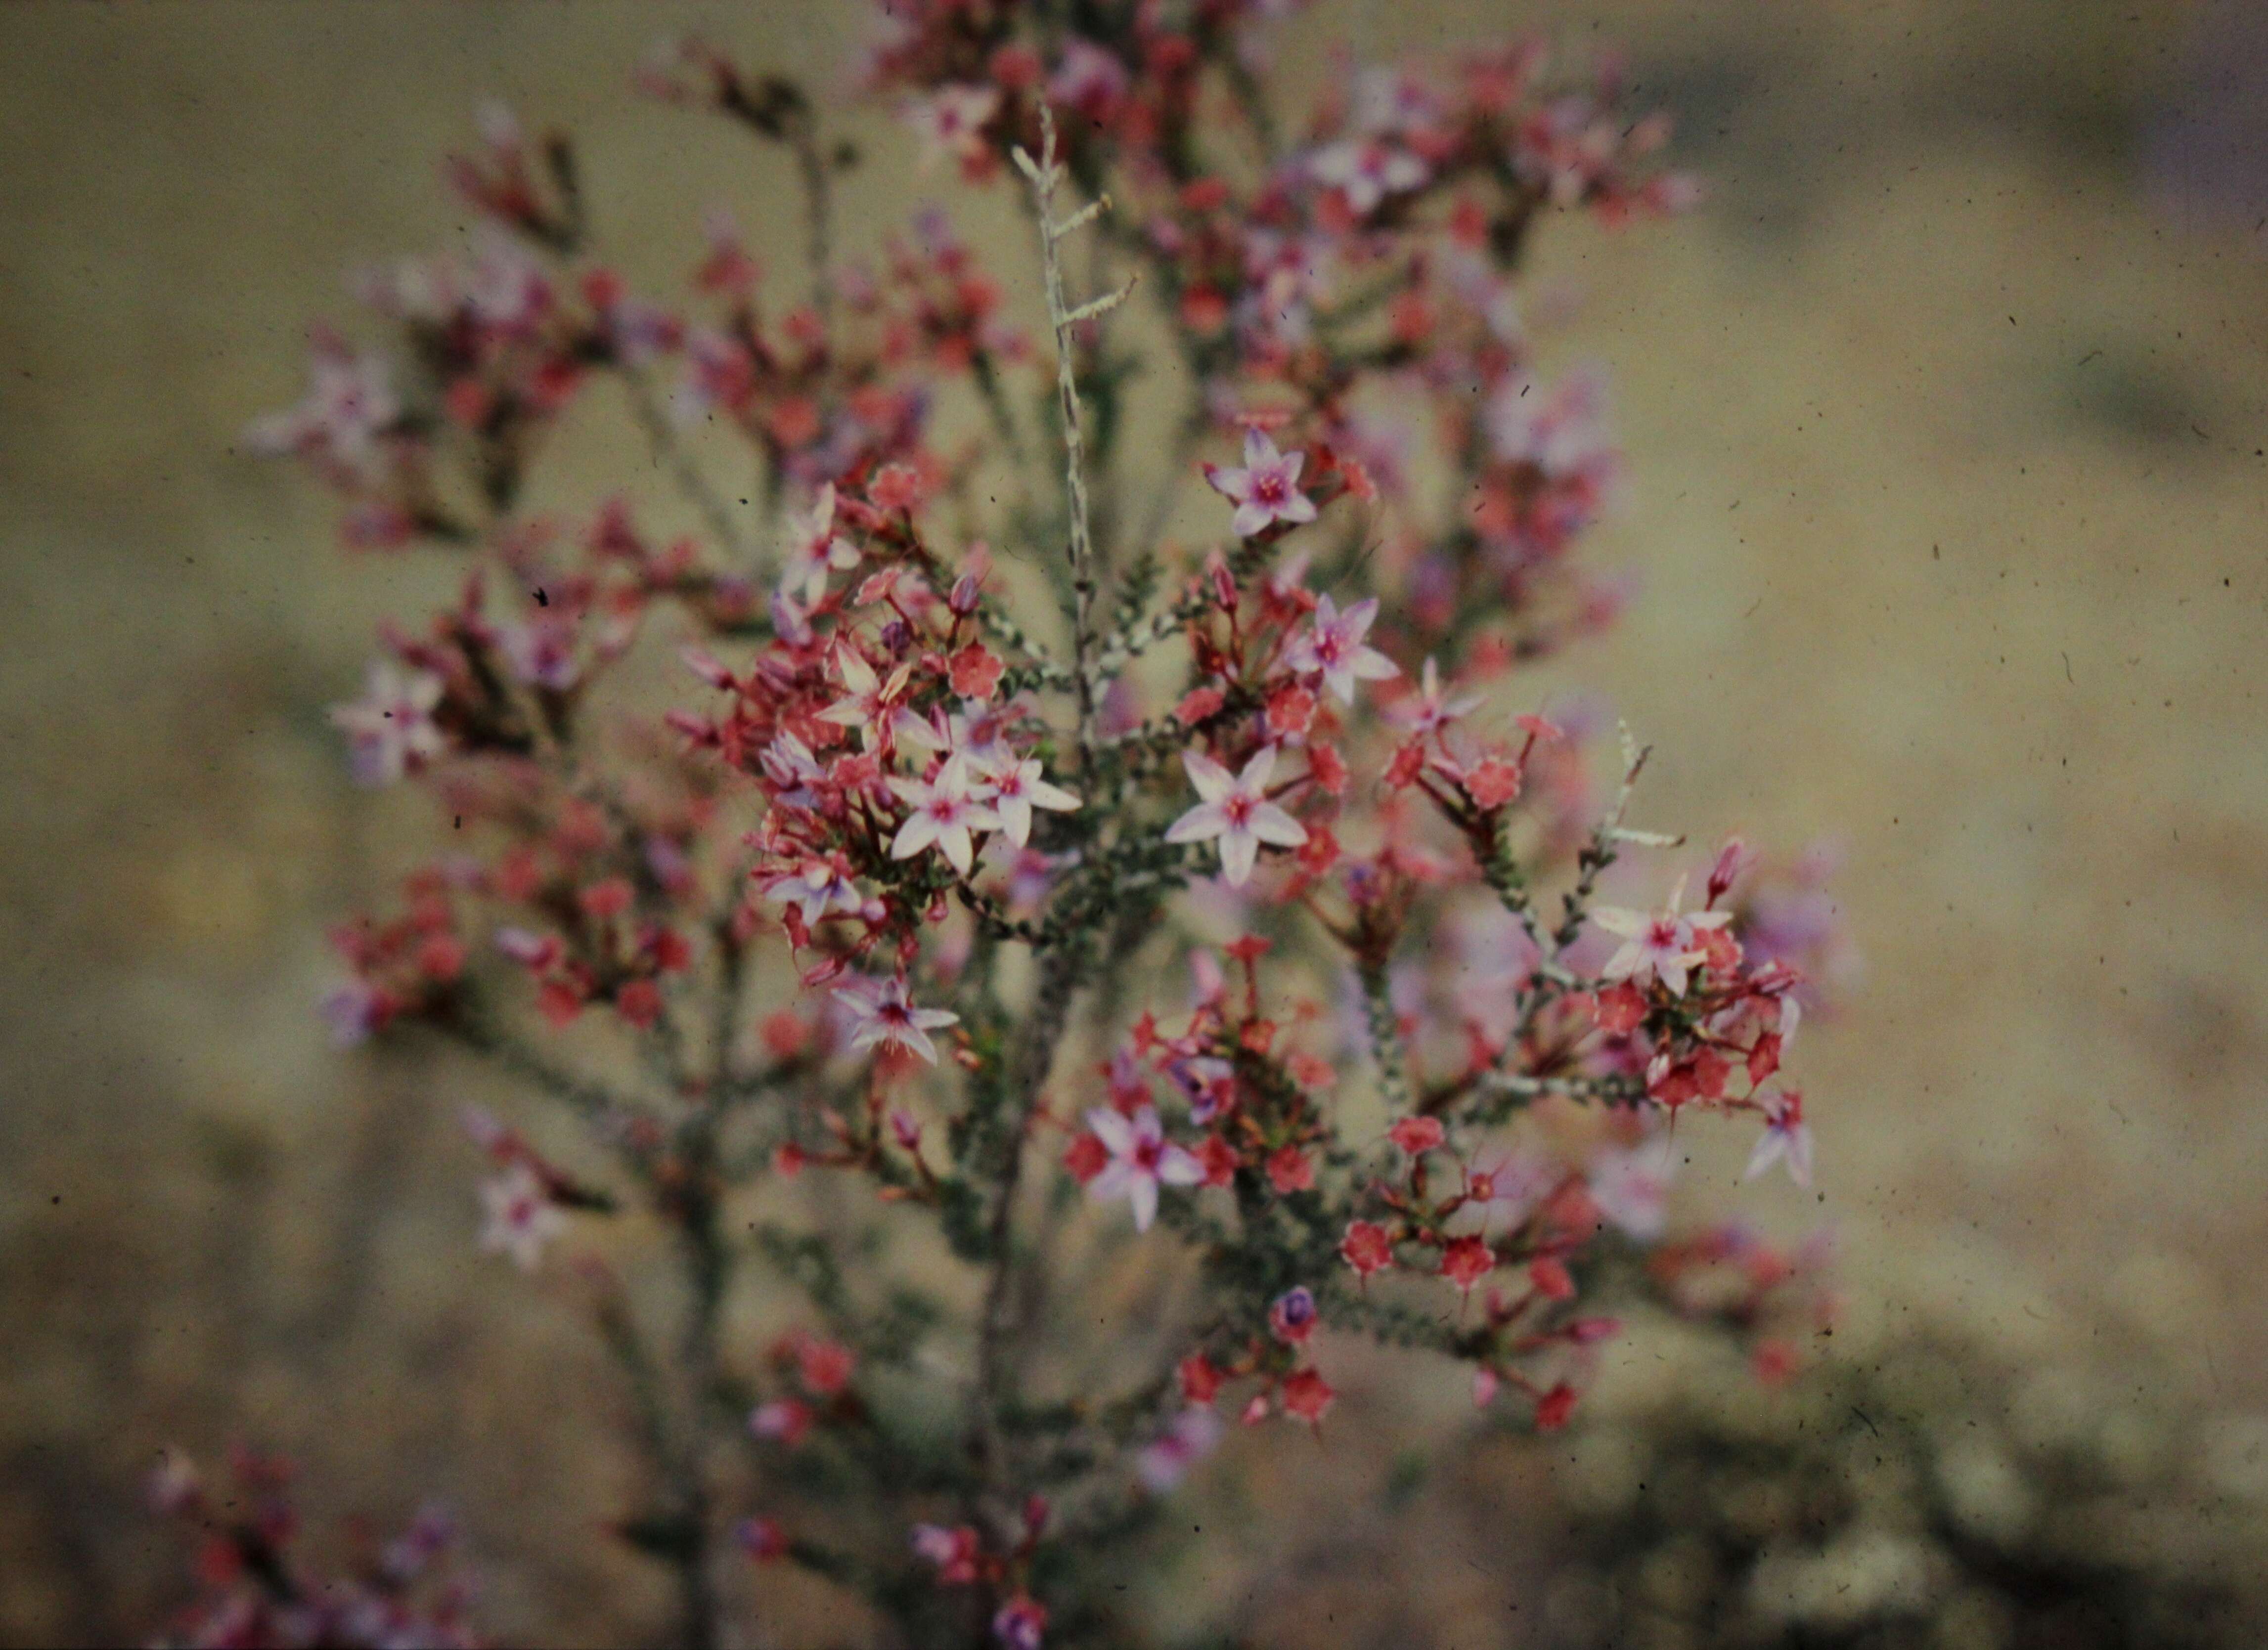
[792,128,833,326]
[620,363,755,567]
[435,1005,663,1129]
[1012,103,1136,772]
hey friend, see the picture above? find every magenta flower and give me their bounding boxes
[1203,429,1318,539]
[833,974,959,1065]
[1165,746,1308,887]
[1283,593,1398,704]
[1086,1105,1204,1232]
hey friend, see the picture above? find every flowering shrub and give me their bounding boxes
[234,5,1841,1646]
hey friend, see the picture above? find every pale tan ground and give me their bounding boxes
[0,1,2264,1645]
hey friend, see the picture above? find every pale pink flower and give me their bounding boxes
[462,226,554,335]
[832,974,959,1064]
[1087,1105,1204,1232]
[905,84,999,171]
[1388,656,1482,736]
[911,1522,980,1583]
[1136,1405,1225,1494]
[983,757,1081,847]
[1165,746,1308,886]
[1283,593,1398,704]
[330,660,445,786]
[1485,371,1612,479]
[1592,876,1732,998]
[1743,1089,1814,1190]
[818,646,934,751]
[941,699,1019,774]
[1308,136,1427,214]
[1588,1134,1678,1241]
[777,483,859,607]
[499,617,580,691]
[1203,429,1318,538]
[246,340,400,473]
[758,730,827,806]
[889,754,1001,875]
[479,1164,566,1270]
[1049,38,1128,118]
[760,853,870,927]
[750,1399,814,1447]
[1351,65,1438,137]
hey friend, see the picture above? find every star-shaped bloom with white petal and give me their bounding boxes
[761,852,868,926]
[905,84,999,172]
[1389,656,1483,737]
[832,974,959,1064]
[479,1164,567,1270]
[1309,136,1429,214]
[330,659,446,786]
[1743,1088,1814,1190]
[1087,1105,1204,1232]
[1283,593,1398,705]
[776,483,859,608]
[1164,746,1309,887]
[817,646,936,752]
[984,757,1080,847]
[1203,430,1319,539]
[1591,876,1733,998]
[888,754,1000,875]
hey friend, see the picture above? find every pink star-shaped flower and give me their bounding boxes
[905,84,999,172]
[1203,430,1318,539]
[1309,136,1428,214]
[1283,593,1398,705]
[1085,1105,1203,1232]
[330,659,445,786]
[980,756,1081,848]
[1164,746,1309,887]
[889,754,1001,875]
[777,483,859,607]
[1592,876,1732,998]
[479,1164,565,1270]
[1744,1087,1814,1190]
[832,974,959,1065]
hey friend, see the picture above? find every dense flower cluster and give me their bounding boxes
[216,5,1848,1647]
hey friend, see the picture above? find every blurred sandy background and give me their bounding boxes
[2,0,2266,1644]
